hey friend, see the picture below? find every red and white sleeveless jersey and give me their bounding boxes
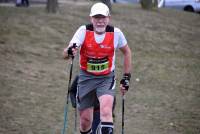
[80,24,114,75]
[69,24,128,75]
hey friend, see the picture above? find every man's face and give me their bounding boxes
[90,14,110,34]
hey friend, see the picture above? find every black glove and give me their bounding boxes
[120,73,131,91]
[67,43,77,57]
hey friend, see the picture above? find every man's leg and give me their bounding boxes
[79,107,93,134]
[99,95,114,134]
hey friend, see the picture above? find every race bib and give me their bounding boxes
[87,57,109,73]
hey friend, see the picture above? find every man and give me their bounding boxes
[63,2,132,134]
[16,0,29,7]
[21,0,29,7]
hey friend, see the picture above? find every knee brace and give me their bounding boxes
[80,128,92,134]
[98,122,114,134]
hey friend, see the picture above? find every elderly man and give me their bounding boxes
[63,2,132,134]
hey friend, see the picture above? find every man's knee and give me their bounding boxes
[80,108,93,131]
[80,116,92,131]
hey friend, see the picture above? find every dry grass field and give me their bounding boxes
[0,1,200,134]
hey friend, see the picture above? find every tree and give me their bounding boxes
[46,0,58,13]
[140,0,158,10]
[101,0,112,11]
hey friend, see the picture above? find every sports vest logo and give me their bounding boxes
[99,44,111,49]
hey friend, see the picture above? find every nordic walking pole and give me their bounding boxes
[62,56,74,134]
[120,73,130,134]
[62,43,77,134]
[121,94,125,134]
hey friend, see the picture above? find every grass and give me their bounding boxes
[0,1,200,134]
